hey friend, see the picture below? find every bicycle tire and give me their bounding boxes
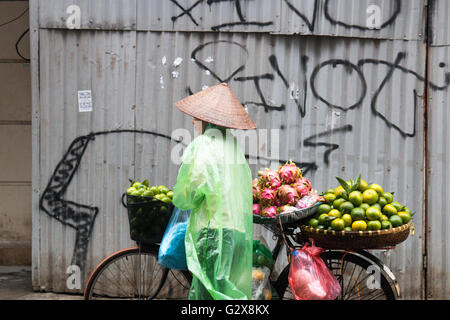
[273,250,396,300]
[84,245,191,300]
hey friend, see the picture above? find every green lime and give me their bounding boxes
[352,220,367,231]
[318,204,332,215]
[316,225,325,230]
[331,218,345,231]
[403,206,412,215]
[131,190,142,196]
[342,214,352,227]
[334,185,348,199]
[324,193,337,205]
[328,209,341,218]
[378,196,388,208]
[166,191,174,199]
[349,191,363,207]
[367,220,382,230]
[382,192,394,204]
[149,186,158,194]
[351,207,366,221]
[157,185,170,194]
[382,204,398,217]
[344,227,353,232]
[398,211,411,224]
[132,182,143,189]
[339,201,355,214]
[359,203,370,211]
[359,179,369,192]
[362,189,379,205]
[333,198,347,210]
[142,190,153,197]
[368,183,384,195]
[372,203,382,211]
[154,194,165,201]
[381,221,392,230]
[160,196,172,204]
[366,207,382,221]
[126,187,137,195]
[308,218,320,228]
[381,214,389,221]
[389,215,403,227]
[391,201,404,212]
[326,188,336,194]
[318,213,329,226]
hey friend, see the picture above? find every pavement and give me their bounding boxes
[0,266,82,300]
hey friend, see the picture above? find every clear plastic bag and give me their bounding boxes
[288,241,341,300]
[158,207,191,270]
[252,266,272,300]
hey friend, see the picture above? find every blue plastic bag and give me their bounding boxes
[158,207,191,270]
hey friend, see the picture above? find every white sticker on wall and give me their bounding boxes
[78,90,93,112]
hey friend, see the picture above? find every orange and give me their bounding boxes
[352,220,367,231]
[362,189,379,205]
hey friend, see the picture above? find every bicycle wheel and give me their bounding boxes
[84,246,191,300]
[273,250,396,300]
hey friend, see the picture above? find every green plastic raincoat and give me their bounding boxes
[172,124,253,300]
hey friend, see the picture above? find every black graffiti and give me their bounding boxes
[269,54,309,117]
[310,59,367,111]
[169,0,405,33]
[170,0,203,26]
[324,0,401,31]
[39,130,183,271]
[191,40,248,83]
[357,52,450,137]
[303,124,353,166]
[207,0,273,31]
[234,73,286,112]
[284,0,319,32]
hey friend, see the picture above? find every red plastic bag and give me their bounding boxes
[288,241,341,300]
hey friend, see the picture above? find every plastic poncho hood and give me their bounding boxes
[172,124,253,300]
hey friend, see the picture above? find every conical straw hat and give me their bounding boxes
[175,83,257,130]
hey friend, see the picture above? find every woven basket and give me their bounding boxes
[299,222,413,250]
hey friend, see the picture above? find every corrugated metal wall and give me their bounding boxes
[30,0,450,299]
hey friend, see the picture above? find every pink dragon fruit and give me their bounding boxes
[293,177,312,197]
[277,185,300,206]
[253,203,262,216]
[259,169,282,189]
[253,179,262,201]
[278,161,302,184]
[260,188,277,206]
[262,206,277,218]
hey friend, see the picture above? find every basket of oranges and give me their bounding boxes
[299,174,414,249]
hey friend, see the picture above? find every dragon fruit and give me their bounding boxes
[260,188,277,206]
[259,169,281,189]
[253,179,262,201]
[277,185,300,206]
[293,177,312,197]
[262,206,277,218]
[253,203,262,216]
[278,161,302,184]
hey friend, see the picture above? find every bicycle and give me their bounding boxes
[84,208,401,300]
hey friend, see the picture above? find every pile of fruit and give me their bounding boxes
[126,179,173,204]
[253,161,324,218]
[306,174,413,232]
